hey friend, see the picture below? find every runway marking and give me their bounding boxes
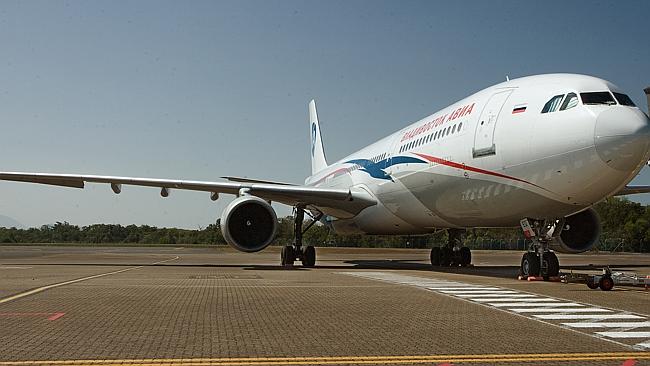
[597,332,650,339]
[1,353,650,365]
[535,314,644,320]
[341,272,650,351]
[0,266,32,269]
[563,322,650,328]
[471,297,555,302]
[428,287,502,290]
[510,307,611,313]
[456,293,532,298]
[490,302,583,307]
[0,312,65,321]
[439,290,519,295]
[0,256,179,305]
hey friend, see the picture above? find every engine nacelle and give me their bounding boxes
[549,208,601,254]
[220,196,278,253]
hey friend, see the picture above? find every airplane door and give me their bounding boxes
[472,89,513,158]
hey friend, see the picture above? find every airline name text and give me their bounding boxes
[400,102,475,142]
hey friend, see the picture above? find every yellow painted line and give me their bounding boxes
[0,256,178,305]
[2,353,649,365]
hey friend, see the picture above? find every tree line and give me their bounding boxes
[0,197,648,252]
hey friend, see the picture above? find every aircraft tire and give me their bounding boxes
[521,252,540,277]
[302,246,316,267]
[439,247,452,266]
[281,245,294,266]
[430,247,441,266]
[544,252,560,277]
[599,276,614,291]
[459,247,471,266]
[586,278,600,289]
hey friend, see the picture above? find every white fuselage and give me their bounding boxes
[305,74,650,235]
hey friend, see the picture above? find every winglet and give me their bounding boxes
[309,100,328,175]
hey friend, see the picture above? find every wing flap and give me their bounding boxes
[221,176,296,186]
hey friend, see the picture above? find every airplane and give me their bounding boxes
[1,73,649,277]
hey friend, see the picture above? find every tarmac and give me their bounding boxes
[0,245,649,366]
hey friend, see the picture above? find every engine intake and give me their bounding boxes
[220,196,278,252]
[550,208,601,253]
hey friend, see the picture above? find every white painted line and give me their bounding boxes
[457,293,530,298]
[400,284,463,288]
[339,271,650,351]
[438,290,519,296]
[490,302,583,307]
[471,297,556,303]
[428,287,502,291]
[596,331,650,338]
[400,284,465,288]
[0,256,179,305]
[0,266,32,269]
[562,321,650,328]
[534,314,644,320]
[509,307,611,313]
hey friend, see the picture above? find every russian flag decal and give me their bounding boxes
[512,104,527,114]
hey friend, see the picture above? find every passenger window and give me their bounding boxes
[542,94,564,113]
[560,93,578,111]
[457,122,462,131]
[452,124,457,134]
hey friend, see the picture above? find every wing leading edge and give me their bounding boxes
[0,172,376,218]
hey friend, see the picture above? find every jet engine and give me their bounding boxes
[549,208,601,254]
[220,196,278,252]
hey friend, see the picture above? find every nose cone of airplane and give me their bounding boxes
[594,107,650,171]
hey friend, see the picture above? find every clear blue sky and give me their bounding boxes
[0,0,649,228]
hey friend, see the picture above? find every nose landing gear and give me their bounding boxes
[519,218,561,279]
[430,229,472,267]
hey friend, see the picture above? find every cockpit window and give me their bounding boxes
[613,92,636,107]
[580,92,616,105]
[560,93,578,111]
[541,94,564,113]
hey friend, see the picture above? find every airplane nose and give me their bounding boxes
[594,107,650,171]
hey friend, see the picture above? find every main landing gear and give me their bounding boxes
[519,218,560,279]
[430,229,472,267]
[280,206,322,268]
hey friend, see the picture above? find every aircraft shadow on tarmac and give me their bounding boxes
[10,261,650,278]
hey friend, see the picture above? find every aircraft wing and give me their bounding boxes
[0,172,376,218]
[614,185,650,196]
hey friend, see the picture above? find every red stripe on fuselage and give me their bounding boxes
[412,153,546,190]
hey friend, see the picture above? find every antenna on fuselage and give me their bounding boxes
[505,75,510,82]
[644,86,650,116]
